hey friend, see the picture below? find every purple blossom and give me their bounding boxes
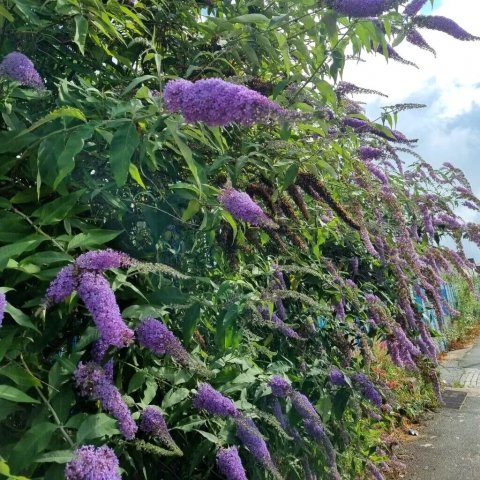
[353,373,382,407]
[0,52,44,89]
[77,271,134,349]
[271,397,289,432]
[404,0,428,16]
[75,249,131,271]
[139,406,175,446]
[434,213,463,230]
[329,368,347,386]
[358,146,383,161]
[193,383,239,417]
[91,339,109,363]
[164,78,287,126]
[45,265,77,305]
[216,447,248,480]
[414,15,480,41]
[303,419,340,480]
[406,29,436,55]
[291,391,318,419]
[367,461,385,480]
[360,227,379,258]
[269,376,292,397]
[219,188,276,228]
[336,81,387,97]
[334,300,346,321]
[136,317,190,365]
[74,362,137,440]
[0,292,6,327]
[342,117,370,131]
[65,445,121,480]
[365,161,389,184]
[351,256,359,275]
[332,0,389,18]
[421,205,434,236]
[345,279,357,289]
[235,417,275,472]
[377,44,418,68]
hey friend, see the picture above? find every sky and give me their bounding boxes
[343,0,480,261]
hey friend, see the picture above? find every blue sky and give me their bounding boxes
[344,0,480,260]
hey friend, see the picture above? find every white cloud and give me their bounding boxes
[343,0,480,119]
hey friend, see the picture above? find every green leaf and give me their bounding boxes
[27,107,86,132]
[196,430,221,444]
[183,302,201,343]
[0,5,14,22]
[0,238,44,272]
[67,229,121,250]
[34,450,74,464]
[0,366,41,388]
[110,122,140,187]
[31,190,85,225]
[77,413,119,443]
[162,387,190,409]
[127,371,147,394]
[128,163,146,188]
[0,385,39,404]
[122,75,156,97]
[5,304,40,332]
[231,13,269,24]
[54,126,93,189]
[73,15,89,55]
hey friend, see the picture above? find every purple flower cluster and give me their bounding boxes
[360,227,380,258]
[77,272,134,349]
[334,299,346,321]
[0,52,44,89]
[406,29,436,55]
[259,307,302,339]
[352,373,382,407]
[75,249,132,271]
[329,368,347,387]
[388,327,420,369]
[377,44,418,68]
[434,213,463,230]
[269,375,292,397]
[414,15,480,41]
[65,445,121,480]
[193,383,239,417]
[358,146,383,161]
[404,0,427,16]
[216,447,248,480]
[365,162,389,184]
[331,0,389,18]
[0,292,6,327]
[139,406,175,446]
[164,78,287,126]
[45,265,77,305]
[234,417,276,472]
[74,362,137,440]
[219,188,277,228]
[136,317,190,365]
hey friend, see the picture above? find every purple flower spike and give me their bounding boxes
[332,0,389,18]
[164,78,288,126]
[65,445,121,480]
[406,29,436,55]
[45,265,77,305]
[269,376,292,397]
[377,44,418,68]
[0,292,6,327]
[0,52,44,89]
[358,146,383,161]
[77,271,134,349]
[136,317,190,365]
[193,383,239,417]
[219,188,277,228]
[414,15,480,41]
[404,0,428,16]
[353,373,382,407]
[329,368,347,387]
[235,417,275,472]
[216,447,248,480]
[140,406,175,446]
[74,362,137,440]
[75,249,132,271]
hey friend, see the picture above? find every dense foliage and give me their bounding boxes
[0,0,479,478]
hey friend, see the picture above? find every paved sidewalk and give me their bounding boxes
[399,338,480,479]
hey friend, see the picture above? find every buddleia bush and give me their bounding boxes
[0,0,479,479]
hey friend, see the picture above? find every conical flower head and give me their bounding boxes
[65,445,121,480]
[219,188,277,228]
[216,447,248,480]
[414,15,480,41]
[0,52,44,89]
